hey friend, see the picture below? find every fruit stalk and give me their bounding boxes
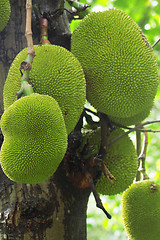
[138,127,149,180]
[40,18,51,45]
[17,0,35,99]
[136,127,141,181]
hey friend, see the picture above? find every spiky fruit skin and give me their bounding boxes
[3,45,86,134]
[0,0,10,32]
[122,180,160,240]
[88,128,138,195]
[0,93,67,184]
[71,9,159,126]
[110,106,151,126]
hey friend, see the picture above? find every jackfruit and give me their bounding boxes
[3,44,86,134]
[122,180,160,240]
[0,93,67,184]
[0,0,10,32]
[88,128,138,195]
[71,9,159,126]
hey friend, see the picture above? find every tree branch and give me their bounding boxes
[109,120,160,146]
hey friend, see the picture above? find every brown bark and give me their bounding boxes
[0,1,91,239]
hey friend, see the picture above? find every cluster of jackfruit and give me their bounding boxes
[71,8,159,126]
[3,45,86,135]
[0,0,10,32]
[122,180,160,240]
[87,127,138,195]
[1,44,86,184]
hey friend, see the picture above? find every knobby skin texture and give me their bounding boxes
[3,45,86,134]
[0,93,67,184]
[88,127,138,195]
[122,180,160,240]
[0,0,10,32]
[71,9,159,126]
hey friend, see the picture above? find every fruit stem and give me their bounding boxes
[40,18,51,45]
[17,0,35,99]
[138,127,149,180]
[98,112,110,158]
[98,112,116,184]
[136,127,141,181]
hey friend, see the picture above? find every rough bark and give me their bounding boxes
[0,1,91,239]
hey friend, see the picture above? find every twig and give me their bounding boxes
[88,177,111,219]
[136,127,141,181]
[25,0,35,56]
[152,38,160,48]
[93,157,116,183]
[138,127,149,180]
[109,120,160,146]
[113,122,160,133]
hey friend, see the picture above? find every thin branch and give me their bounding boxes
[93,157,116,183]
[152,38,160,48]
[25,0,35,56]
[136,127,141,181]
[109,120,160,146]
[138,127,148,161]
[138,127,149,180]
[88,177,112,219]
[113,122,160,133]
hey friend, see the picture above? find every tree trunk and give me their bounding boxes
[0,1,91,239]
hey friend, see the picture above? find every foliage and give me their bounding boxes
[69,0,160,239]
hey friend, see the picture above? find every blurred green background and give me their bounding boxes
[69,0,160,239]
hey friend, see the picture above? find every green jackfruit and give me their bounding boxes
[0,93,67,184]
[71,9,159,126]
[3,44,86,134]
[88,128,138,195]
[0,0,10,32]
[122,180,160,240]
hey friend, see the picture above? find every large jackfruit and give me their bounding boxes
[3,44,86,134]
[122,180,160,240]
[71,9,159,126]
[0,0,10,32]
[0,93,67,184]
[88,128,138,195]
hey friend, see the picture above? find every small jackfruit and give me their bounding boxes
[71,9,159,126]
[88,128,138,195]
[3,44,86,134]
[0,93,67,184]
[0,0,10,32]
[122,180,160,240]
